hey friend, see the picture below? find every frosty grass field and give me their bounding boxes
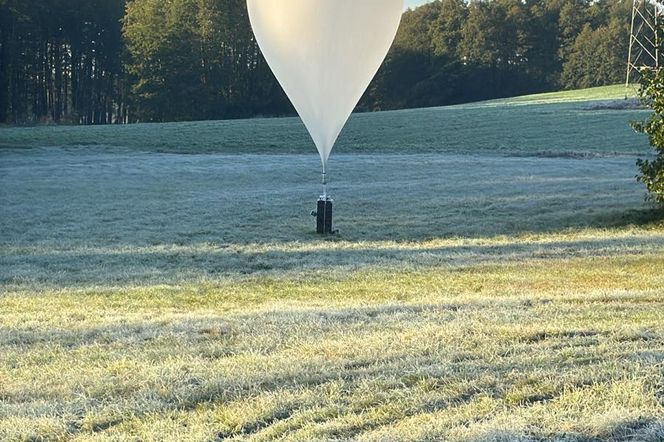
[1,85,663,441]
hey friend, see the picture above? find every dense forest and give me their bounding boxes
[0,0,631,125]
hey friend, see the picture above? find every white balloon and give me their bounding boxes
[247,0,403,176]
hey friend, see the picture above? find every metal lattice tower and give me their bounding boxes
[626,0,664,85]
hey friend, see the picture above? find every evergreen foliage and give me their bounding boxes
[0,0,128,124]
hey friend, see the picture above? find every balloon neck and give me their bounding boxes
[321,171,328,199]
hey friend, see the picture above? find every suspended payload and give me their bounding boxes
[247,0,404,233]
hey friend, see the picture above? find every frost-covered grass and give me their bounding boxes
[0,95,663,441]
[0,86,648,157]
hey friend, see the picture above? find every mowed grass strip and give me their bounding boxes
[1,253,662,441]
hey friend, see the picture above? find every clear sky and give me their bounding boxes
[405,0,433,9]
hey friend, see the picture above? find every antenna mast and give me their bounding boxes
[627,0,664,85]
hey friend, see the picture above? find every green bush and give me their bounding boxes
[633,67,664,207]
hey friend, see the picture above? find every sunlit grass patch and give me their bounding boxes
[1,250,662,440]
[480,84,638,106]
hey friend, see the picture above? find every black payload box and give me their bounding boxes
[314,197,333,234]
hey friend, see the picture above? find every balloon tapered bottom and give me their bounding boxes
[313,197,334,234]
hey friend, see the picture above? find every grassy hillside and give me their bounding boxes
[483,84,637,106]
[0,85,648,157]
[0,90,663,441]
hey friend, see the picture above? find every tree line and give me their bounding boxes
[0,0,631,125]
[0,0,128,124]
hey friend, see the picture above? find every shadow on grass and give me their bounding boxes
[0,224,664,286]
[315,205,664,241]
[2,215,663,288]
[468,419,661,442]
[586,207,663,230]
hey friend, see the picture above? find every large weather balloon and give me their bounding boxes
[247,0,404,191]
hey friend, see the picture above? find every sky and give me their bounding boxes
[405,0,433,9]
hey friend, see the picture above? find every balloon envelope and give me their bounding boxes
[247,0,403,173]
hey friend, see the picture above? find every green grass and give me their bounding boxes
[1,88,663,441]
[483,84,638,106]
